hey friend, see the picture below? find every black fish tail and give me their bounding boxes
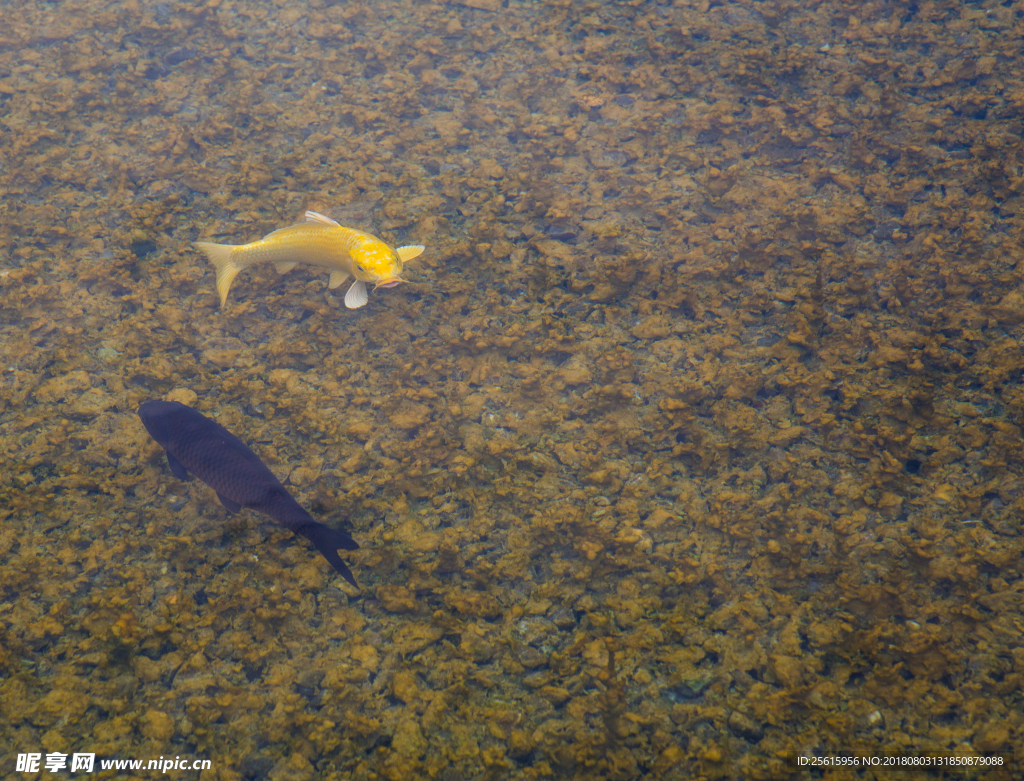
[296,522,360,588]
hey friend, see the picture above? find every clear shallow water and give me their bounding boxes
[1,0,1023,778]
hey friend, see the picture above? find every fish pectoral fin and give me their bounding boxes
[166,452,191,482]
[396,244,425,262]
[304,210,340,226]
[274,261,298,274]
[328,269,350,289]
[217,493,242,514]
[295,521,359,588]
[344,279,368,308]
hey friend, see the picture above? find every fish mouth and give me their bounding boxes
[373,278,405,289]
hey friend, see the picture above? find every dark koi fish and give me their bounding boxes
[138,399,359,587]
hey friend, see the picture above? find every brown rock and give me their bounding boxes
[974,723,1009,753]
[34,371,91,403]
[771,654,803,688]
[991,291,1024,324]
[389,404,431,429]
[445,590,502,619]
[140,710,175,741]
[392,718,427,758]
[377,585,418,613]
[538,686,571,705]
[391,670,420,704]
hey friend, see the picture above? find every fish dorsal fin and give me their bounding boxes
[304,210,340,226]
[345,279,368,308]
[275,261,297,274]
[397,245,425,262]
[329,269,350,289]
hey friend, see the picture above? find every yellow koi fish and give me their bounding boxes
[193,211,425,309]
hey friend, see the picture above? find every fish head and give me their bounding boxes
[138,400,189,446]
[349,235,406,288]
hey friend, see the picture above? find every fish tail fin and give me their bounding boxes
[296,521,360,588]
[193,241,242,308]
